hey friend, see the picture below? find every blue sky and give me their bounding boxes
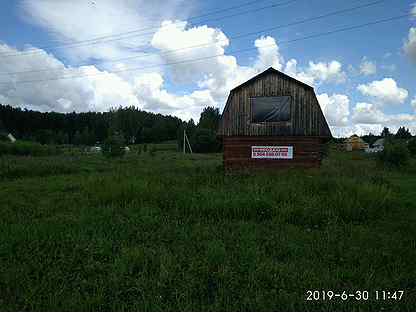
[0,0,415,137]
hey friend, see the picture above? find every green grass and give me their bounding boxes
[0,141,61,157]
[0,148,415,311]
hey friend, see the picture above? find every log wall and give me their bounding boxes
[223,136,324,170]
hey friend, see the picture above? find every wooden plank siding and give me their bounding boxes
[218,68,332,170]
[223,136,324,170]
[218,68,331,138]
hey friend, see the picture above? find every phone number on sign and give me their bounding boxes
[305,290,405,301]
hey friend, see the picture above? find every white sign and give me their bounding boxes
[251,146,293,159]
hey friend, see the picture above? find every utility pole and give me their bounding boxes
[183,129,193,154]
[185,130,193,154]
[183,129,186,154]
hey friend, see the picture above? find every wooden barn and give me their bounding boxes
[218,67,332,170]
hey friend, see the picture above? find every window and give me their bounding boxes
[251,96,291,123]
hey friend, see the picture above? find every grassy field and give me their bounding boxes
[0,147,415,311]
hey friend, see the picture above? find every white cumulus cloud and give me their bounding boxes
[307,61,347,84]
[254,36,284,71]
[0,43,217,120]
[151,20,348,103]
[0,44,139,112]
[411,96,416,111]
[357,78,408,105]
[349,101,416,135]
[133,72,216,120]
[152,20,234,84]
[317,93,350,126]
[404,27,416,62]
[284,59,346,86]
[0,4,359,125]
[19,0,186,63]
[359,58,377,76]
[151,20,263,101]
[331,124,386,138]
[352,103,386,124]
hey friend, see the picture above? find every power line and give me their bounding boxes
[0,0,298,58]
[7,0,274,50]
[0,13,410,86]
[0,0,387,76]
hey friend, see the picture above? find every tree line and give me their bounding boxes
[0,104,222,152]
[0,104,185,145]
[330,126,413,145]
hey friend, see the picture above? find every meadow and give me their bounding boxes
[0,146,415,312]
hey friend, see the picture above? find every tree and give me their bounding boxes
[198,107,220,131]
[0,119,6,133]
[73,130,82,145]
[0,104,182,146]
[408,138,416,156]
[190,128,221,153]
[378,142,410,167]
[362,133,378,146]
[395,127,412,139]
[102,133,126,158]
[0,119,8,142]
[80,127,96,145]
[184,107,223,153]
[55,131,69,145]
[381,127,391,137]
[35,129,54,144]
[177,119,197,151]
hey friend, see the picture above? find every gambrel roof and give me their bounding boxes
[218,67,332,138]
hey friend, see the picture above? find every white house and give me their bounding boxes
[365,138,384,153]
[7,133,16,143]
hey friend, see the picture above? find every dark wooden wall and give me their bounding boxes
[218,70,331,138]
[223,136,324,170]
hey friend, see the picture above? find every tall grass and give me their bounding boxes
[0,141,60,157]
[0,150,415,311]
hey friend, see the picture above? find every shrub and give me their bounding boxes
[102,134,125,158]
[320,142,331,159]
[408,138,416,157]
[0,133,9,142]
[0,141,59,156]
[149,146,156,158]
[377,142,410,168]
[190,128,221,153]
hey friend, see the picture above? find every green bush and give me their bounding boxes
[0,141,59,156]
[408,138,416,156]
[190,128,221,153]
[0,133,9,142]
[321,142,331,159]
[102,134,126,158]
[377,142,410,168]
[149,146,156,158]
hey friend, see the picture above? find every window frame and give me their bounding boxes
[250,95,292,124]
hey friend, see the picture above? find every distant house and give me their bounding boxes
[365,138,384,153]
[89,146,102,153]
[7,133,16,143]
[344,135,369,151]
[0,132,16,143]
[373,138,385,149]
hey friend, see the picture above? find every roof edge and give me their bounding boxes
[230,67,314,93]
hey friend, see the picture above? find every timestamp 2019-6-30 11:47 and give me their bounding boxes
[305,290,405,302]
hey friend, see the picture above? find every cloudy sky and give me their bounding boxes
[0,0,415,137]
